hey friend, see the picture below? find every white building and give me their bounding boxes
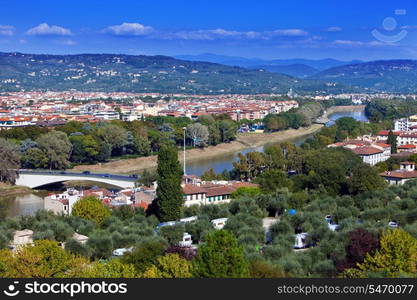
[380,161,417,185]
[328,139,391,166]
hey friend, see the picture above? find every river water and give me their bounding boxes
[0,110,368,218]
[185,110,369,176]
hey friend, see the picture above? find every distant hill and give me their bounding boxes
[310,60,417,93]
[0,52,350,94]
[175,53,362,78]
[249,64,319,78]
[175,53,362,70]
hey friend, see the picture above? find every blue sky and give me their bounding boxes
[1,0,417,60]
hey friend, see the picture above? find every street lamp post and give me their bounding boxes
[183,127,186,176]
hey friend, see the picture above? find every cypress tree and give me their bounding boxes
[387,130,397,154]
[156,145,183,221]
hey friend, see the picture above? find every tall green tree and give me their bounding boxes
[192,230,249,278]
[347,165,387,194]
[0,138,20,184]
[358,229,417,277]
[36,131,72,170]
[71,196,111,226]
[156,145,183,221]
[387,130,397,154]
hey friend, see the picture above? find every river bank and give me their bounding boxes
[324,105,366,117]
[72,123,323,175]
[0,183,33,198]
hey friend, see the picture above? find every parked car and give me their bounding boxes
[389,220,399,229]
[82,171,91,175]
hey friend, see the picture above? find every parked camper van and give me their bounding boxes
[293,233,309,249]
[180,216,198,224]
[211,218,228,230]
[324,215,340,231]
[112,247,133,256]
[179,232,193,247]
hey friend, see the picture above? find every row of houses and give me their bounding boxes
[44,177,258,215]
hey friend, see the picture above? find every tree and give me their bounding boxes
[134,135,152,156]
[255,169,293,193]
[348,165,387,194]
[165,245,196,261]
[232,152,266,181]
[0,138,20,184]
[201,168,223,181]
[249,259,287,278]
[218,119,237,142]
[80,259,138,278]
[387,130,397,154]
[69,134,100,163]
[156,146,183,221]
[137,169,157,187]
[186,123,209,147]
[96,124,128,153]
[159,224,185,245]
[86,230,114,259]
[122,238,167,273]
[192,230,249,278]
[21,148,48,169]
[357,229,417,277]
[36,131,72,170]
[71,196,111,226]
[142,254,192,278]
[336,228,380,272]
[0,240,86,278]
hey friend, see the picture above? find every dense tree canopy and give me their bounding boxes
[0,138,20,184]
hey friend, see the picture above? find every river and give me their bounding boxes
[1,109,368,218]
[185,110,369,176]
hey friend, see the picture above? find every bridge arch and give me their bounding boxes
[15,172,136,189]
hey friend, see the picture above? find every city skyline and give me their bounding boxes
[1,0,417,60]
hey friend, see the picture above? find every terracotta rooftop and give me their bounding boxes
[380,170,417,179]
[351,146,383,155]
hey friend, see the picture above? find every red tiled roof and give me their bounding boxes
[378,130,400,136]
[380,170,417,179]
[401,161,415,165]
[398,144,416,149]
[351,146,383,155]
[182,185,207,195]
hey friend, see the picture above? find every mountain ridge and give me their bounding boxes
[0,51,343,94]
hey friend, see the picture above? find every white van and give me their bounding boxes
[179,232,193,247]
[293,233,309,249]
[211,218,228,230]
[180,216,198,224]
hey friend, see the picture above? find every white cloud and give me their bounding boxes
[26,23,72,36]
[270,29,308,36]
[326,26,342,32]
[169,28,307,40]
[172,28,261,40]
[0,25,15,36]
[104,22,154,36]
[332,39,387,47]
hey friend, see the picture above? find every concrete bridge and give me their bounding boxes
[16,170,137,189]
